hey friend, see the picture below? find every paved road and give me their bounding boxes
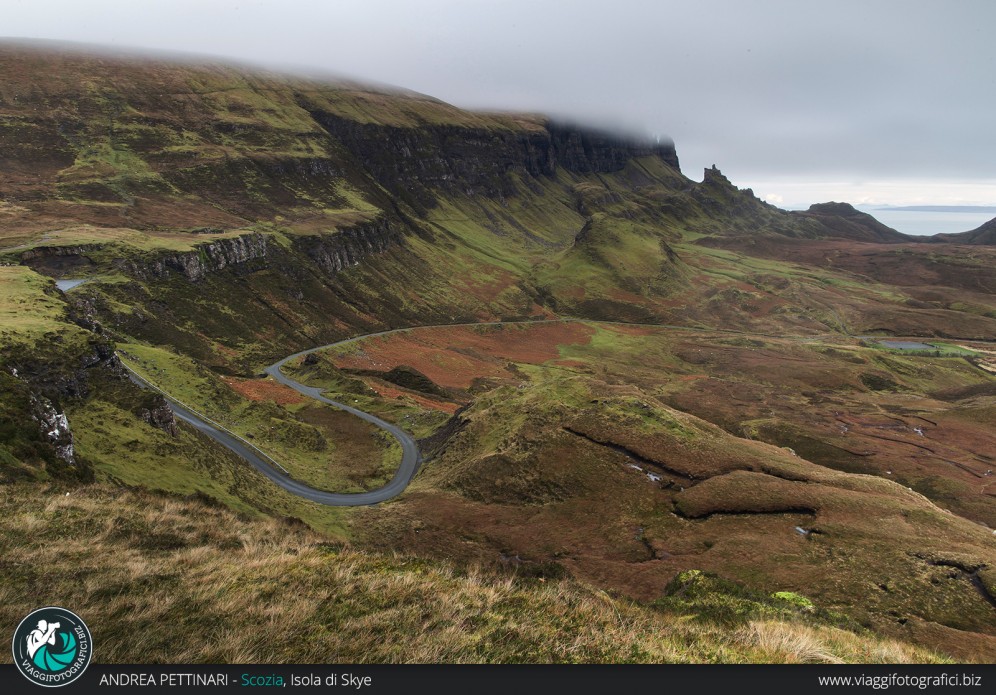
[122,367,409,505]
[122,342,426,505]
[262,342,425,506]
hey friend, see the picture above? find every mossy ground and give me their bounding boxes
[0,266,90,350]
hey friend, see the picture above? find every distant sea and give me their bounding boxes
[865,209,994,237]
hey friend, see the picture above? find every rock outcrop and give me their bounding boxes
[692,165,770,218]
[30,394,75,465]
[294,218,404,278]
[119,232,269,282]
[139,396,179,437]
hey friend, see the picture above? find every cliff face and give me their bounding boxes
[0,44,683,233]
[305,110,679,208]
[118,233,270,282]
[546,122,679,173]
[21,233,271,282]
[20,224,406,285]
[294,218,404,277]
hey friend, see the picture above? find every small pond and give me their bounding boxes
[55,279,88,291]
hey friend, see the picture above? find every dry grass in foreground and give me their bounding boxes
[0,483,948,664]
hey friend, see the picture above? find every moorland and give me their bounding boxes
[1,42,994,663]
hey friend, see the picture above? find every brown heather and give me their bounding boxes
[0,484,946,664]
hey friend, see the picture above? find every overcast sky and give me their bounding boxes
[4,0,996,208]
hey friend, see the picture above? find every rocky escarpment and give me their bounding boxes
[18,233,272,283]
[546,122,679,173]
[108,219,404,285]
[293,217,405,277]
[118,232,269,282]
[305,107,680,208]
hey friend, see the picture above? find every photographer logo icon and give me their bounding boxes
[12,607,92,687]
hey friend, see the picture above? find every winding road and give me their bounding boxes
[122,331,427,506]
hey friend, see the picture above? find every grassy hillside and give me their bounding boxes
[116,342,400,492]
[0,483,949,664]
[0,266,104,482]
[0,266,91,352]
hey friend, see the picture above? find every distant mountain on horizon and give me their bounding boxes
[792,202,912,243]
[933,216,996,245]
[871,205,996,213]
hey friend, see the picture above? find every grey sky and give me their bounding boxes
[4,0,996,207]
